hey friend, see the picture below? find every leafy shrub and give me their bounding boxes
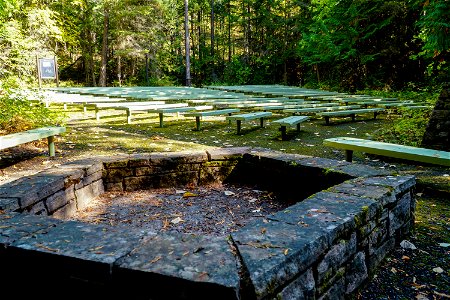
[0,89,66,135]
[374,107,432,147]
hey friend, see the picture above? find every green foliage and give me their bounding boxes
[223,57,252,85]
[0,89,66,134]
[374,108,432,147]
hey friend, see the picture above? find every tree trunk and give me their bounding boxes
[211,0,216,80]
[99,6,109,87]
[117,55,122,86]
[184,0,192,86]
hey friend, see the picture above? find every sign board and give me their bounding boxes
[39,58,57,79]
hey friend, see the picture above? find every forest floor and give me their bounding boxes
[0,105,448,299]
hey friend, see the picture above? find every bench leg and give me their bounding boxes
[296,123,301,132]
[95,107,100,121]
[195,116,201,131]
[351,114,356,122]
[345,150,353,162]
[228,113,232,125]
[259,117,264,128]
[280,126,287,141]
[83,104,88,113]
[374,112,378,119]
[325,116,330,125]
[127,109,132,124]
[236,120,241,135]
[63,103,67,110]
[47,136,56,157]
[159,113,164,128]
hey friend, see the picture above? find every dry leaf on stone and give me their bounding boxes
[171,217,184,224]
[183,192,198,198]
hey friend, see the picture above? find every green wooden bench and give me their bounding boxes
[0,126,66,157]
[226,112,272,134]
[319,108,385,125]
[153,105,213,127]
[273,116,309,140]
[323,137,450,166]
[184,108,240,130]
[284,105,361,115]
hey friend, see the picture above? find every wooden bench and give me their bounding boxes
[184,108,240,130]
[284,105,361,115]
[323,137,450,166]
[319,108,385,125]
[226,112,272,134]
[0,126,66,157]
[153,106,213,127]
[273,116,309,140]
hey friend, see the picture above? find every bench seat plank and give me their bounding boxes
[185,108,240,130]
[0,126,66,156]
[323,137,450,166]
[319,108,385,125]
[273,116,309,140]
[226,112,272,134]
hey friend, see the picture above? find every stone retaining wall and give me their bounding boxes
[0,148,415,299]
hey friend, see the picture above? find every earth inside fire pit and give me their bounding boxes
[68,183,291,236]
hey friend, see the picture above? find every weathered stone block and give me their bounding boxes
[46,187,76,213]
[317,233,357,285]
[51,199,78,219]
[103,159,129,168]
[389,192,411,235]
[207,147,251,161]
[317,277,345,300]
[75,180,104,211]
[345,251,367,294]
[123,176,155,191]
[276,268,315,300]
[104,168,134,182]
[104,182,124,192]
[114,233,239,300]
[231,219,328,299]
[75,171,103,189]
[0,197,20,211]
[26,200,47,215]
[367,237,395,273]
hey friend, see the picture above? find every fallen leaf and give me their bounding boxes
[260,228,267,234]
[183,192,198,198]
[176,190,186,194]
[438,243,450,248]
[402,255,410,261]
[171,217,184,224]
[224,191,235,196]
[391,267,397,274]
[283,248,289,255]
[432,267,444,273]
[150,256,162,263]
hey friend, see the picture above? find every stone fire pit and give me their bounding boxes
[0,148,415,299]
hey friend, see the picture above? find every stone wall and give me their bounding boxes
[0,148,415,299]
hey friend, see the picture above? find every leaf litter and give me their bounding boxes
[66,183,290,236]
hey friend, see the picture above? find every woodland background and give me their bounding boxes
[0,0,449,90]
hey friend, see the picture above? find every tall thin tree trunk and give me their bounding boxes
[99,6,109,87]
[184,0,192,86]
[211,0,216,80]
[117,55,122,86]
[228,0,232,62]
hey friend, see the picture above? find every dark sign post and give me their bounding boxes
[37,57,59,88]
